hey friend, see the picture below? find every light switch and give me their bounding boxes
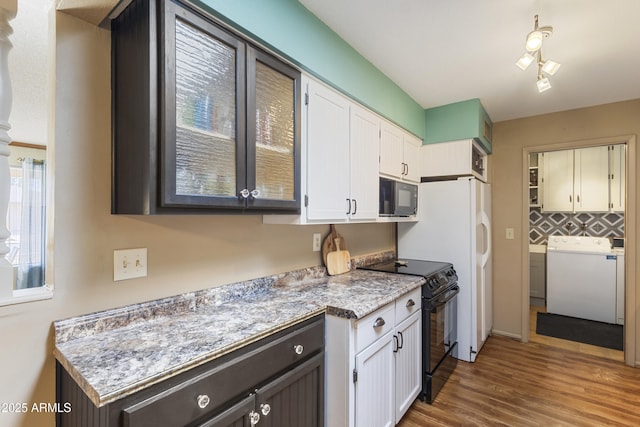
[114,248,147,281]
[506,228,515,240]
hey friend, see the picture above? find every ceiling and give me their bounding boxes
[299,0,640,122]
[56,0,640,123]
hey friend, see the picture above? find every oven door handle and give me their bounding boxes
[430,285,460,308]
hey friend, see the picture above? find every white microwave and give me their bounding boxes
[379,178,418,217]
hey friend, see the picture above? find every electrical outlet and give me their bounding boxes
[312,233,322,252]
[114,248,148,281]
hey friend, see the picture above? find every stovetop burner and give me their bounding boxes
[359,258,457,298]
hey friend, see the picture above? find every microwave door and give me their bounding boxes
[395,184,416,216]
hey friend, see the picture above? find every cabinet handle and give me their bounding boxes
[250,189,261,199]
[373,317,386,328]
[260,403,271,416]
[576,194,580,203]
[249,410,260,426]
[196,394,210,409]
[406,299,415,308]
[569,195,572,203]
[240,188,250,199]
[405,163,409,176]
[398,331,404,349]
[352,199,357,215]
[393,335,399,353]
[346,198,351,215]
[293,344,304,355]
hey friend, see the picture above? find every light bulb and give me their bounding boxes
[526,31,543,52]
[537,77,552,93]
[541,59,561,75]
[516,52,535,70]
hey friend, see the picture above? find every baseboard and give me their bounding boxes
[490,329,522,341]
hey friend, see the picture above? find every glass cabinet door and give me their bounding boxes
[162,2,246,208]
[246,48,301,210]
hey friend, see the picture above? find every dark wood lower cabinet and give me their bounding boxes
[56,315,324,427]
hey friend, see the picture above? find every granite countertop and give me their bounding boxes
[53,252,425,407]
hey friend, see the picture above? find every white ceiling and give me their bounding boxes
[299,0,640,122]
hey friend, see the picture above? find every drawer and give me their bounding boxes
[395,287,422,324]
[122,317,324,427]
[355,303,394,353]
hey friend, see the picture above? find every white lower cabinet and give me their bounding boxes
[355,332,395,427]
[394,311,421,422]
[326,288,422,427]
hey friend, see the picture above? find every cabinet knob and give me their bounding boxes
[406,299,415,308]
[240,188,250,199]
[294,344,304,355]
[250,189,261,199]
[373,317,386,328]
[196,394,210,409]
[260,403,272,416]
[249,410,261,426]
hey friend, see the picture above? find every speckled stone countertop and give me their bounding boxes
[53,251,425,408]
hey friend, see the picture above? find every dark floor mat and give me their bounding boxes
[536,312,623,351]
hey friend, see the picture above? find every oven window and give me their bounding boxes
[429,292,457,371]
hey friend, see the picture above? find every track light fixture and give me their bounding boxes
[516,15,561,92]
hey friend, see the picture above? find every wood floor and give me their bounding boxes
[399,310,637,426]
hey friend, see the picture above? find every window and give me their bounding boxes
[7,144,46,290]
[0,0,52,305]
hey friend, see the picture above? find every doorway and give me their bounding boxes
[521,135,636,366]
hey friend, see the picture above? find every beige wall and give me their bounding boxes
[491,98,639,362]
[0,13,395,427]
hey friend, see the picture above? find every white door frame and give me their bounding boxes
[521,134,636,367]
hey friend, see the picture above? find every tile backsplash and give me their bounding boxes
[529,208,624,245]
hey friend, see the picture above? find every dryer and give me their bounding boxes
[546,235,617,324]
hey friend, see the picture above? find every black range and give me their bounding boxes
[359,258,459,403]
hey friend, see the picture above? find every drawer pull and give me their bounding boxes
[261,403,271,416]
[406,299,415,308]
[373,317,386,328]
[294,344,304,355]
[196,394,210,409]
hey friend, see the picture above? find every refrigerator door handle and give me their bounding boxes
[480,211,491,268]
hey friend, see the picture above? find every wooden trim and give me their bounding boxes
[9,141,46,150]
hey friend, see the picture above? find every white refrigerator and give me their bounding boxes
[398,177,492,362]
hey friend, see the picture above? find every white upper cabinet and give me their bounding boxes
[609,144,626,212]
[265,75,389,224]
[542,150,575,212]
[420,139,488,182]
[380,121,404,179]
[402,134,422,183]
[350,104,381,220]
[542,146,609,213]
[573,146,610,212]
[380,121,422,183]
[305,77,351,221]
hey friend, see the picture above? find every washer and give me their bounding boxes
[546,235,617,324]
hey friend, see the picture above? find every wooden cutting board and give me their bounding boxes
[326,238,351,275]
[322,224,347,266]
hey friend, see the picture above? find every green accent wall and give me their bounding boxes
[424,98,493,153]
[196,0,425,139]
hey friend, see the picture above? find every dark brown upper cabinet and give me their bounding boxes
[111,0,301,214]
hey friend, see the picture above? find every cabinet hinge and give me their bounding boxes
[305,92,309,106]
[353,369,358,383]
[304,194,308,207]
